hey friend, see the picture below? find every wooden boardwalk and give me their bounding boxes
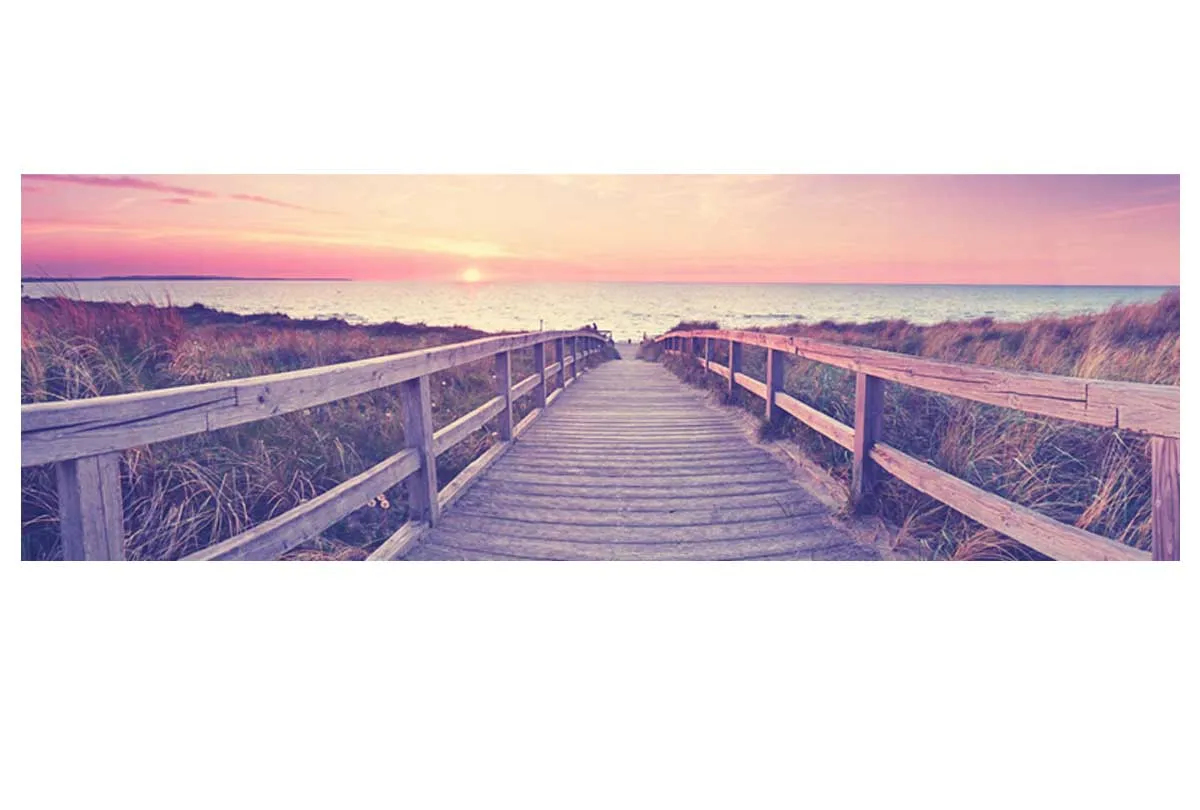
[408,359,880,560]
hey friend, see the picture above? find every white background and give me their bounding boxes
[3,2,1194,808]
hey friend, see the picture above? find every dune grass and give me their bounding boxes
[649,293,1179,560]
[21,297,608,561]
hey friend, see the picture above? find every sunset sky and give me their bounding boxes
[20,175,1179,285]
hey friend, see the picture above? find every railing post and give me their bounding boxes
[851,372,885,511]
[568,336,577,382]
[765,347,785,422]
[1150,436,1180,560]
[533,340,548,408]
[704,337,712,373]
[728,339,742,397]
[494,350,513,441]
[400,374,440,526]
[555,337,566,391]
[55,452,125,560]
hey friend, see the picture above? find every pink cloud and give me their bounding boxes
[24,174,219,198]
[229,193,312,211]
[161,197,193,205]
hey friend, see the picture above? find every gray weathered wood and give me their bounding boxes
[401,375,439,527]
[55,452,124,560]
[184,447,421,561]
[366,521,428,561]
[851,373,884,509]
[1150,436,1180,561]
[533,341,548,408]
[704,337,712,372]
[432,396,505,456]
[22,328,602,468]
[869,442,1149,561]
[555,338,566,391]
[728,340,742,397]
[765,347,786,421]
[494,350,514,441]
[511,372,540,400]
[734,372,767,400]
[773,391,855,450]
[437,440,511,514]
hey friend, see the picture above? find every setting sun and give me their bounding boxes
[460,267,483,283]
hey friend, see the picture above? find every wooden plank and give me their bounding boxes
[708,361,731,380]
[422,529,852,561]
[22,328,603,468]
[431,395,505,456]
[55,452,124,560]
[494,350,513,441]
[869,442,1150,561]
[452,488,827,514]
[1089,381,1180,437]
[451,499,826,528]
[773,391,855,450]
[466,479,800,499]
[401,375,439,526]
[765,348,785,421]
[555,338,566,390]
[729,340,742,397]
[484,469,790,487]
[532,342,548,408]
[734,372,767,400]
[1150,436,1180,561]
[513,408,541,439]
[511,372,540,400]
[851,373,884,510]
[437,441,512,513]
[366,521,428,561]
[183,447,421,561]
[704,337,713,372]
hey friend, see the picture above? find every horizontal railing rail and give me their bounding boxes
[23,328,615,561]
[657,329,1180,561]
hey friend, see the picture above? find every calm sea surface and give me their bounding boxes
[21,281,1175,342]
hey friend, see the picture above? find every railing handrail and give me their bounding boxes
[24,327,615,561]
[656,328,1178,437]
[656,329,1179,561]
[22,328,610,468]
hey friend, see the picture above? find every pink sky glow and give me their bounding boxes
[21,174,1179,285]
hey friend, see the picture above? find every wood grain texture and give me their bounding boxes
[765,348,786,421]
[532,342,548,408]
[55,452,125,560]
[22,328,603,467]
[1150,436,1180,561]
[869,442,1149,561]
[729,340,742,397]
[851,373,884,509]
[431,396,505,456]
[184,447,421,561]
[773,391,855,450]
[494,350,514,441]
[401,375,439,527]
[406,359,879,561]
[659,329,1178,436]
[366,521,427,561]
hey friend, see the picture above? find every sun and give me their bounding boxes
[460,266,483,283]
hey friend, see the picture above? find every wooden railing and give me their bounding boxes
[657,329,1180,561]
[22,329,615,561]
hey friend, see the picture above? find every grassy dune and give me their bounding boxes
[643,292,1179,560]
[21,297,607,561]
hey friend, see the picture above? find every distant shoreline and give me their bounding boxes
[22,275,351,282]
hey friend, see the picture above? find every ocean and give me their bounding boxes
[21,280,1175,342]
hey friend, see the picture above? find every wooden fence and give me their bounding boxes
[658,329,1180,561]
[22,329,614,561]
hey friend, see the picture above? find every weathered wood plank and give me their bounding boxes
[851,373,884,509]
[728,340,742,397]
[494,350,514,441]
[431,395,505,456]
[734,372,767,400]
[1150,436,1180,561]
[366,521,428,561]
[183,447,421,561]
[513,408,541,439]
[453,488,826,514]
[422,529,849,561]
[708,360,731,380]
[765,348,786,421]
[437,441,511,513]
[22,328,603,468]
[532,342,548,408]
[1089,380,1180,437]
[773,391,855,450]
[869,442,1149,561]
[485,469,788,487]
[451,499,825,527]
[55,452,125,560]
[511,372,540,400]
[401,375,439,526]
